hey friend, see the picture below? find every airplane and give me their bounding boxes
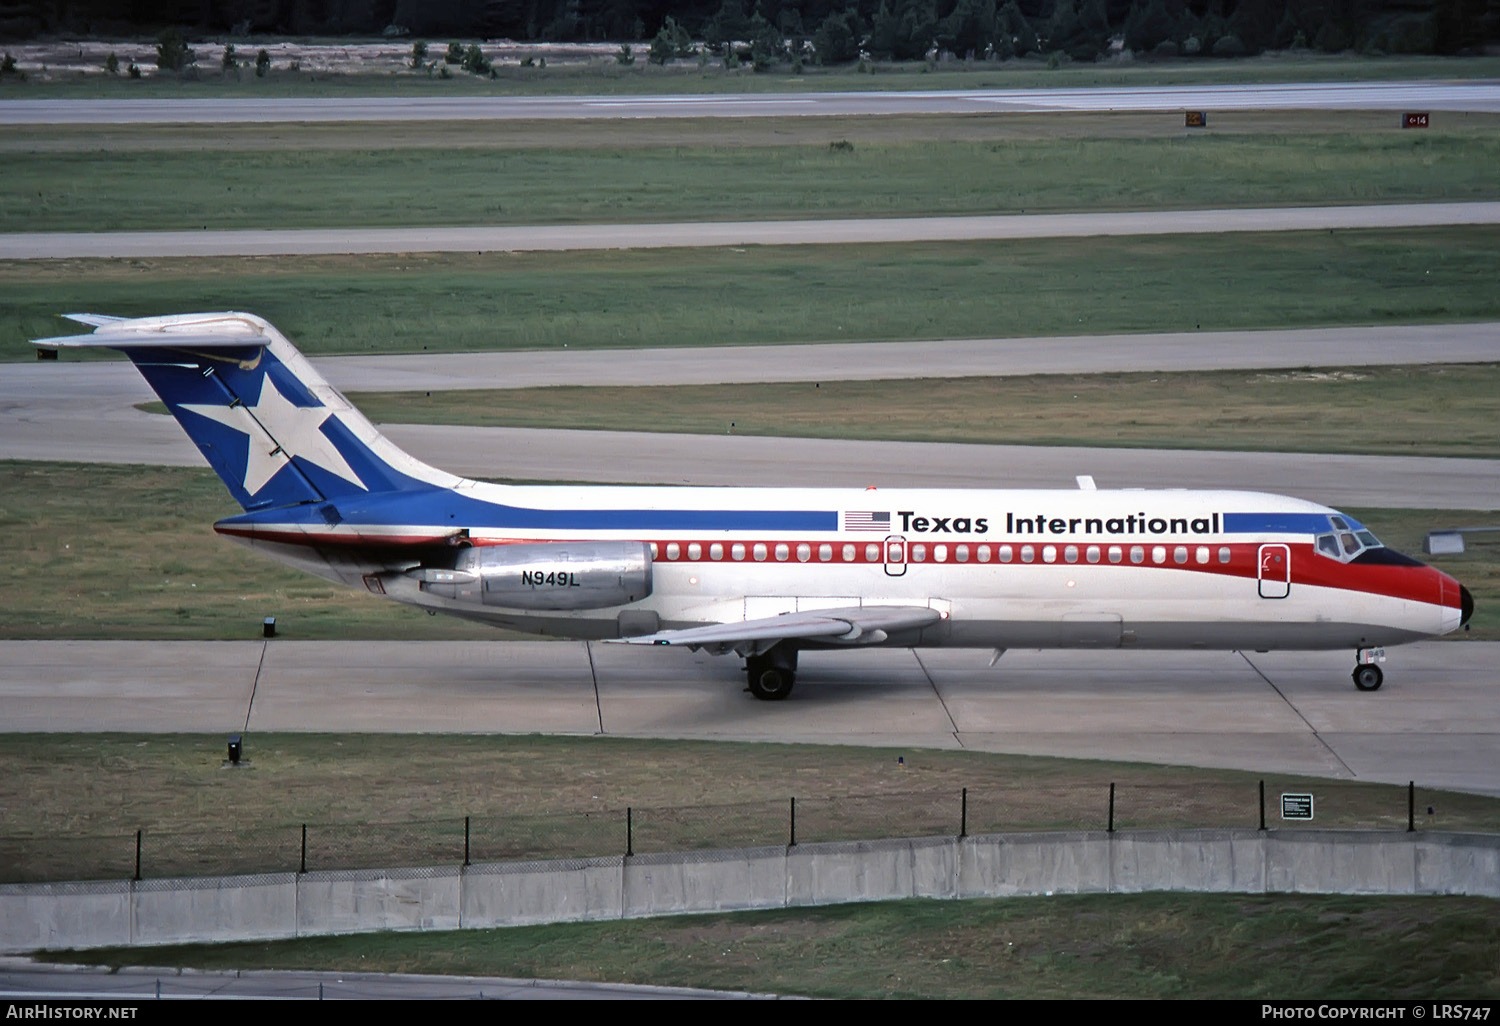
[37,311,1473,700]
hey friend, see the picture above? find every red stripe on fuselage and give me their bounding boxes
[217,527,1458,611]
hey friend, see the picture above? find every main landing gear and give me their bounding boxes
[1352,647,1386,691]
[745,646,798,701]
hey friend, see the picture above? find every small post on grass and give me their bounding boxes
[626,807,633,857]
[1259,780,1266,831]
[789,797,797,847]
[960,787,968,838]
[1408,781,1416,833]
[1107,783,1115,833]
[300,824,307,874]
[464,816,471,866]
[134,830,142,881]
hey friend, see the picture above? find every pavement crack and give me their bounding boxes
[585,641,604,734]
[244,640,267,733]
[1238,650,1354,777]
[912,649,963,747]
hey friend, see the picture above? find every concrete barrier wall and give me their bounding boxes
[3,830,1496,954]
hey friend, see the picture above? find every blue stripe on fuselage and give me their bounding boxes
[217,488,839,534]
[1222,512,1340,535]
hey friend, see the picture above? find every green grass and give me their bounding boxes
[9,733,1497,998]
[4,732,1497,882]
[7,115,1499,232]
[51,893,1500,999]
[8,51,1500,97]
[8,227,1500,361]
[347,363,1500,460]
[0,462,498,641]
[3,462,1493,641]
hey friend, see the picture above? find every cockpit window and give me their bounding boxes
[1316,515,1384,561]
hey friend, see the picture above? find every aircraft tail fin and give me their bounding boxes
[35,312,459,511]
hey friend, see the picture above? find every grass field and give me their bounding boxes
[9,732,1498,998]
[347,362,1500,459]
[51,892,1500,999]
[8,227,1500,361]
[3,462,1493,640]
[7,113,1498,233]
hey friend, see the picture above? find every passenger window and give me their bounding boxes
[1108,546,1122,564]
[955,544,969,562]
[1086,546,1100,563]
[865,543,880,562]
[1063,545,1078,563]
[820,544,834,562]
[1020,545,1034,563]
[934,544,948,562]
[710,543,724,561]
[911,543,927,562]
[997,545,1011,563]
[688,543,702,560]
[1152,546,1166,564]
[796,543,811,562]
[1130,546,1145,564]
[1173,546,1188,564]
[666,543,680,560]
[774,543,789,561]
[1195,546,1209,564]
[1042,545,1057,563]
[1218,547,1231,564]
[977,545,991,562]
[841,544,855,561]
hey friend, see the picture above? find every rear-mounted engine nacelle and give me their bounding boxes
[417,540,653,611]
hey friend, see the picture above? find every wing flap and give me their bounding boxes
[611,605,941,653]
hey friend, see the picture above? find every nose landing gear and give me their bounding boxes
[1352,647,1386,691]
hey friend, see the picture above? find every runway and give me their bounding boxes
[2,639,1494,795]
[6,202,1497,259]
[5,81,1500,125]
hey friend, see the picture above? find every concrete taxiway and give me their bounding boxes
[6,201,1497,259]
[5,81,1500,125]
[7,324,1498,507]
[2,639,1494,795]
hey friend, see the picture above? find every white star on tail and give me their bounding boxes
[180,374,367,497]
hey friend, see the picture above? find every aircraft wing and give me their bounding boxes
[611,605,941,656]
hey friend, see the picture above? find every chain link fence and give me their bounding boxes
[3,779,1496,885]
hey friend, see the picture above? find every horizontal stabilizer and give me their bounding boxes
[62,313,127,327]
[35,331,272,350]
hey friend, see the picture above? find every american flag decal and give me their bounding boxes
[843,510,891,532]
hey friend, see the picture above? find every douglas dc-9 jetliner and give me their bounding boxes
[39,312,1473,700]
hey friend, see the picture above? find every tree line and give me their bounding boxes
[1,1,1495,61]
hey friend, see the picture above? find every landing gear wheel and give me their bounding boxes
[745,648,797,701]
[1352,664,1384,691]
[747,663,795,701]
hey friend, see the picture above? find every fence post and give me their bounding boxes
[133,829,142,881]
[626,807,633,857]
[1107,783,1115,833]
[789,797,797,848]
[300,824,307,874]
[960,787,967,838]
[464,816,471,867]
[1259,780,1266,831]
[1408,781,1415,833]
